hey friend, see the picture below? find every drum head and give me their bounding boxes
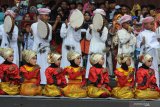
[37,19,49,39]
[93,14,103,31]
[69,9,84,28]
[4,15,14,33]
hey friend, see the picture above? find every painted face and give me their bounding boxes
[74,56,81,66]
[145,58,153,67]
[98,56,105,66]
[6,54,14,63]
[29,56,37,66]
[126,57,131,66]
[54,57,61,67]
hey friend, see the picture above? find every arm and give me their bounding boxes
[100,27,108,43]
[86,25,93,41]
[136,69,148,89]
[60,23,68,38]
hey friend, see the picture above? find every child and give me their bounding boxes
[62,51,87,98]
[20,50,42,96]
[112,54,135,99]
[135,54,160,99]
[0,48,20,95]
[87,53,111,98]
[43,52,66,96]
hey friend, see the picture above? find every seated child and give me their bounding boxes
[87,53,111,98]
[62,51,87,98]
[0,48,20,95]
[20,50,42,96]
[112,54,135,99]
[43,52,66,96]
[135,54,160,99]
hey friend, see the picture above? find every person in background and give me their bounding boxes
[43,52,66,97]
[85,9,108,78]
[76,2,83,12]
[51,14,63,53]
[0,10,19,66]
[31,8,52,85]
[116,14,136,68]
[137,16,160,86]
[81,11,91,68]
[20,50,42,96]
[0,48,20,95]
[87,53,111,98]
[112,54,135,99]
[135,54,160,99]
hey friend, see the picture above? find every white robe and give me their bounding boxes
[31,22,52,85]
[117,28,136,68]
[137,29,160,86]
[60,23,82,68]
[0,24,19,66]
[85,25,108,78]
[155,27,160,65]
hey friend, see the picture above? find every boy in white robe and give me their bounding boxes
[31,8,52,85]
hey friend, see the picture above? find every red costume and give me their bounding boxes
[87,66,111,98]
[114,67,134,87]
[45,67,66,87]
[88,66,110,90]
[136,67,159,91]
[135,66,160,99]
[20,65,42,96]
[0,62,20,95]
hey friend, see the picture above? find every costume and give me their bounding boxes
[20,50,42,96]
[60,23,82,68]
[135,54,160,99]
[86,9,108,78]
[117,15,136,68]
[87,53,111,98]
[31,8,52,84]
[0,10,19,66]
[137,16,160,86]
[112,54,135,99]
[0,48,20,95]
[62,51,87,98]
[43,53,66,96]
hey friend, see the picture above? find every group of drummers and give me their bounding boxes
[0,6,160,99]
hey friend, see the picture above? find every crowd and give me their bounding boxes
[0,0,160,99]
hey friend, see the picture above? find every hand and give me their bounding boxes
[57,68,62,73]
[55,16,61,24]
[9,65,15,71]
[97,29,102,33]
[149,70,154,76]
[75,27,80,31]
[141,36,145,46]
[102,68,107,73]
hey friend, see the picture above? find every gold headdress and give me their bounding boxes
[67,51,81,61]
[22,50,37,63]
[90,53,103,65]
[47,52,61,64]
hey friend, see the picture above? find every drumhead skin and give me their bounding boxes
[37,19,49,39]
[69,9,84,29]
[93,14,103,31]
[4,15,14,33]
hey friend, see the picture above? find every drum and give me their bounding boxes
[37,19,49,39]
[69,9,84,29]
[93,14,103,31]
[4,15,14,34]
